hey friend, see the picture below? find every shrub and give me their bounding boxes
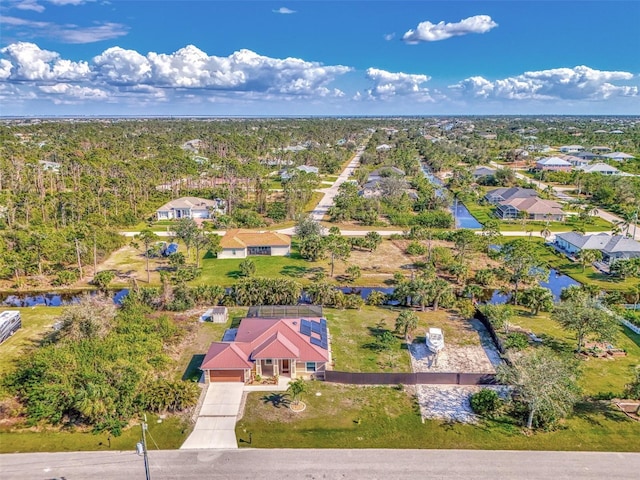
[52,270,78,286]
[405,241,427,256]
[503,332,530,351]
[470,388,502,417]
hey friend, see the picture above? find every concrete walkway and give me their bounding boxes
[180,382,244,449]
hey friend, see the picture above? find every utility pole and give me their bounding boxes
[136,415,151,480]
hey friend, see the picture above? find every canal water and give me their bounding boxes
[482,269,580,305]
[419,162,482,229]
[1,271,578,308]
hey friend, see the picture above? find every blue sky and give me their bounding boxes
[1,1,639,116]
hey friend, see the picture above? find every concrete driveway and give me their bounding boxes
[180,382,244,449]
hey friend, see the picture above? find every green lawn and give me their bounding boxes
[509,307,640,397]
[0,414,189,453]
[196,247,323,287]
[327,306,477,373]
[237,382,640,451]
[0,307,63,376]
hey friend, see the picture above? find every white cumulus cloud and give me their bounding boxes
[0,42,352,108]
[403,15,498,43]
[0,42,91,81]
[450,65,637,101]
[273,7,296,14]
[365,68,432,100]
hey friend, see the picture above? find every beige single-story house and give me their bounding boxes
[218,229,291,259]
[496,197,565,221]
[200,317,331,383]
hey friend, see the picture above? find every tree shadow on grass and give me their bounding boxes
[261,393,290,408]
[182,354,205,381]
[539,334,573,355]
[574,400,629,425]
[226,270,243,279]
[280,265,308,278]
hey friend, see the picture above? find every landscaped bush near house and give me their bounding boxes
[470,388,502,417]
[623,310,640,328]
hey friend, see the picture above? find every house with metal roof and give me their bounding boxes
[200,317,331,383]
[604,152,634,162]
[555,232,640,264]
[535,157,572,172]
[156,196,226,220]
[218,229,291,259]
[576,163,620,175]
[559,145,584,153]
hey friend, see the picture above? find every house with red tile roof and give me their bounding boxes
[200,317,331,383]
[218,229,291,259]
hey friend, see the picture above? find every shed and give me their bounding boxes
[201,307,228,323]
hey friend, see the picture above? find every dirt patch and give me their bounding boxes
[409,318,501,374]
[341,240,412,276]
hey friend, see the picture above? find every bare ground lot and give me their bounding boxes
[415,385,509,423]
[409,318,502,374]
[409,317,505,423]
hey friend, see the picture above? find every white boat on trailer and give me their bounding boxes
[425,327,444,353]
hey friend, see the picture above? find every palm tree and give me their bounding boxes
[429,278,453,311]
[521,286,554,315]
[287,378,307,407]
[135,229,159,283]
[395,310,419,338]
[577,249,602,272]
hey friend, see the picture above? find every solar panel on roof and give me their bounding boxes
[310,337,323,347]
[311,321,321,334]
[300,319,312,336]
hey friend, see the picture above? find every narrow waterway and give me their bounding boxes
[419,162,482,229]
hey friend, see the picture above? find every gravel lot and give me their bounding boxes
[409,318,505,423]
[416,385,509,423]
[409,318,502,374]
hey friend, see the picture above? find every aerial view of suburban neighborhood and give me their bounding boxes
[1,1,639,479]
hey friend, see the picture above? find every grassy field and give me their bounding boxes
[0,414,189,453]
[509,307,640,397]
[0,307,63,376]
[237,382,640,451]
[327,306,479,373]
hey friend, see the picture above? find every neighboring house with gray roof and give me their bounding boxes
[604,152,634,162]
[484,187,538,204]
[472,166,496,179]
[156,196,226,220]
[555,232,640,264]
[577,163,620,175]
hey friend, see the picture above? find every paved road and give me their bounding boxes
[490,161,640,240]
[309,145,365,222]
[2,449,639,480]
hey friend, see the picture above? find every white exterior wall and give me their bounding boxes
[270,245,291,256]
[218,248,248,259]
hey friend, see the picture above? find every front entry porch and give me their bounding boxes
[255,358,295,380]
